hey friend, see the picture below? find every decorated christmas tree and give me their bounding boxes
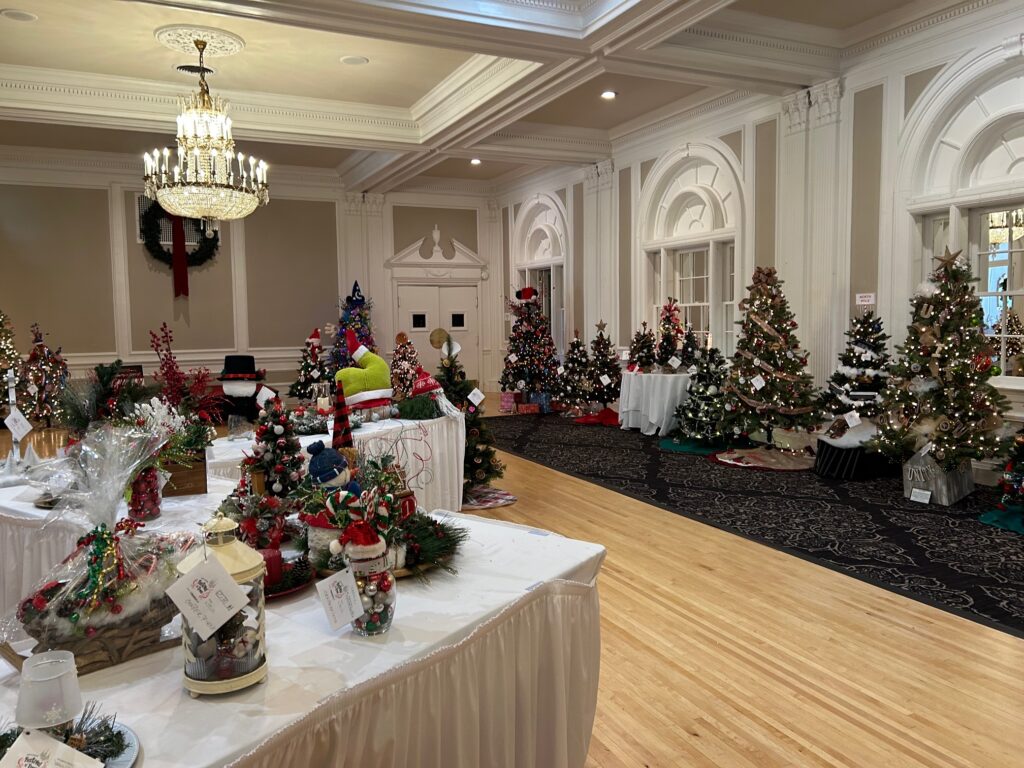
[674,346,729,445]
[0,309,19,419]
[873,248,1008,470]
[390,332,421,401]
[499,287,558,396]
[679,325,700,367]
[819,311,891,418]
[722,267,820,443]
[244,397,306,498]
[980,431,1024,533]
[628,321,656,372]
[437,333,504,492]
[331,281,376,373]
[992,307,1024,374]
[288,328,326,401]
[552,330,591,412]
[588,319,621,407]
[18,323,68,427]
[655,298,684,367]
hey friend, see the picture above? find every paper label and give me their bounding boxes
[909,488,932,504]
[255,385,275,407]
[0,728,103,768]
[668,356,682,369]
[687,365,698,375]
[166,557,248,642]
[620,350,629,361]
[843,410,862,427]
[599,374,612,386]
[751,374,766,391]
[856,292,876,306]
[310,369,321,379]
[556,366,565,375]
[468,388,485,406]
[27,383,38,396]
[4,406,32,442]
[315,567,363,631]
[508,353,518,363]
[920,442,933,456]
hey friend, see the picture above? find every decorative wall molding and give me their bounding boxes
[842,0,998,59]
[810,78,842,127]
[781,91,810,135]
[682,25,837,59]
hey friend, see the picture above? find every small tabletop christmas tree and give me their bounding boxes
[331,281,376,374]
[499,287,558,397]
[819,311,891,418]
[679,325,700,367]
[18,323,68,427]
[656,298,684,368]
[553,329,591,413]
[722,267,819,443]
[674,346,729,445]
[576,319,621,426]
[390,332,421,401]
[288,328,326,401]
[628,321,656,372]
[437,333,504,493]
[245,397,306,498]
[0,309,19,419]
[991,307,1024,374]
[874,248,1008,471]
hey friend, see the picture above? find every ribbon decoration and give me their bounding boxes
[169,214,189,298]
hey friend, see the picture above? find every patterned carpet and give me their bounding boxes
[487,414,1024,637]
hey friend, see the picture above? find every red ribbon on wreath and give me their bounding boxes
[169,214,189,298]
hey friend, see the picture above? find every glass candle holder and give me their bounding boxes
[16,650,83,729]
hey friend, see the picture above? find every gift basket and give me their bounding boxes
[0,423,198,674]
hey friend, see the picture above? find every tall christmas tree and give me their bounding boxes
[873,248,1008,470]
[576,319,622,426]
[18,323,68,427]
[437,333,504,492]
[552,329,591,413]
[819,311,891,418]
[655,298,684,367]
[722,267,819,442]
[992,307,1024,374]
[288,328,326,401]
[0,309,19,420]
[628,322,656,372]
[499,287,558,396]
[390,332,421,401]
[331,281,376,373]
[674,346,729,445]
[244,397,306,498]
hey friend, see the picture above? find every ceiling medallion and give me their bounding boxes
[154,25,245,57]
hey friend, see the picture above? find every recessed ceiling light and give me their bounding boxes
[0,8,38,22]
[340,55,370,66]
[470,158,482,166]
[601,90,617,100]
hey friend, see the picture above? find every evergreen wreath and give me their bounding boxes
[141,201,220,267]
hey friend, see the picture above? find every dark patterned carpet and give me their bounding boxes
[487,415,1024,638]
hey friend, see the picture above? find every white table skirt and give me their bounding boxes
[0,512,605,768]
[618,371,691,436]
[206,415,466,514]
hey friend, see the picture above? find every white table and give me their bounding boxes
[207,415,466,514]
[618,371,691,435]
[0,508,605,768]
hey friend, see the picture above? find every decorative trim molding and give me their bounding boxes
[782,90,810,135]
[612,90,751,144]
[841,0,997,58]
[810,79,842,127]
[683,26,837,59]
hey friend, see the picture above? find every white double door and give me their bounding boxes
[396,284,480,381]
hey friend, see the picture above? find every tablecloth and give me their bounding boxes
[0,512,605,768]
[618,371,691,435]
[206,415,466,513]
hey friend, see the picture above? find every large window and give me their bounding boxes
[976,206,1024,375]
[676,248,709,342]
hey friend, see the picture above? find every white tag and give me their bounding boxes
[255,385,275,407]
[751,374,766,390]
[856,292,876,306]
[620,350,629,361]
[921,442,933,456]
[0,730,102,768]
[166,557,249,642]
[315,567,363,631]
[599,374,612,386]
[668,356,681,369]
[4,406,32,442]
[909,488,932,504]
[843,410,862,427]
[687,365,698,375]
[27,383,38,396]
[468,388,485,406]
[556,366,565,375]
[310,368,321,379]
[508,353,518,363]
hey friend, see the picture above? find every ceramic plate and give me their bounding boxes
[105,724,140,768]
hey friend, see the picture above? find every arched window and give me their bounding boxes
[510,193,570,351]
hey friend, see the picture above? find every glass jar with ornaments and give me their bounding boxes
[176,513,267,697]
[334,519,397,636]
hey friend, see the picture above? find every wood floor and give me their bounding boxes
[482,450,1024,768]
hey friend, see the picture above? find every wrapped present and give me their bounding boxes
[500,392,516,413]
[529,391,552,414]
[518,403,541,414]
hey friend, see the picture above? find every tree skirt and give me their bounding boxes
[462,485,518,510]
[659,437,722,456]
[979,507,1024,535]
[711,446,815,471]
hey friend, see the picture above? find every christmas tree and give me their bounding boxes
[674,346,729,445]
[331,281,376,373]
[873,248,1008,471]
[980,431,1024,534]
[819,311,891,418]
[588,319,621,407]
[243,397,306,498]
[655,298,684,367]
[722,267,820,442]
[390,332,421,401]
[499,287,558,396]
[288,328,326,401]
[0,309,19,420]
[437,333,504,492]
[552,330,591,412]
[679,325,700,367]
[18,323,68,427]
[991,307,1024,374]
[628,322,656,372]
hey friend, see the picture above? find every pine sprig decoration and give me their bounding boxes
[819,310,891,418]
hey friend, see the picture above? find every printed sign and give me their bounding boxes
[507,353,518,364]
[668,356,682,369]
[856,293,876,306]
[556,366,565,375]
[26,383,38,396]
[467,388,485,406]
[599,374,612,386]
[255,385,276,407]
[3,406,32,442]
[687,365,698,375]
[844,410,862,427]
[166,557,248,642]
[751,374,766,391]
[315,567,363,631]
[620,350,630,361]
[909,488,932,504]
[0,727,102,768]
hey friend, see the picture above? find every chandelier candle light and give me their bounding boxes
[143,39,269,234]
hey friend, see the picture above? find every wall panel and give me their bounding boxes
[393,206,477,258]
[572,182,585,333]
[754,119,778,268]
[618,167,632,346]
[850,86,884,309]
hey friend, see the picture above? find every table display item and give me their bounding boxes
[390,332,421,401]
[161,455,207,497]
[0,700,130,765]
[243,398,306,497]
[331,281,377,373]
[337,521,396,636]
[127,466,163,521]
[176,513,267,696]
[627,322,656,372]
[16,650,82,728]
[288,327,326,401]
[902,449,974,506]
[335,328,394,411]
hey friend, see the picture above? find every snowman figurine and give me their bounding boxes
[306,440,362,495]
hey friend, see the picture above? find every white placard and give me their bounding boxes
[620,350,630,361]
[599,374,612,386]
[920,442,933,456]
[166,557,248,642]
[751,374,766,391]
[687,365,698,375]
[668,356,682,369]
[843,410,862,427]
[856,292,876,306]
[315,567,363,631]
[556,366,565,375]
[909,488,932,504]
[309,369,321,379]
[4,406,32,442]
[255,385,275,407]
[0,730,102,768]
[468,388,485,406]
[26,382,38,396]
[507,353,518,363]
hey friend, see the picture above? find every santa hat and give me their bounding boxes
[515,287,537,301]
[346,329,369,363]
[411,367,442,398]
[307,328,321,347]
[339,519,386,561]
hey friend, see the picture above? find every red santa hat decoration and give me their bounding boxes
[307,328,322,347]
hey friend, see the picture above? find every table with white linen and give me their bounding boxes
[206,415,465,513]
[618,370,691,435]
[0,499,605,768]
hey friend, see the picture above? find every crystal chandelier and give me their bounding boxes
[143,39,269,233]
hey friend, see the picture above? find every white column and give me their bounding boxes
[482,200,503,390]
[776,89,809,334]
[363,193,389,346]
[584,159,617,342]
